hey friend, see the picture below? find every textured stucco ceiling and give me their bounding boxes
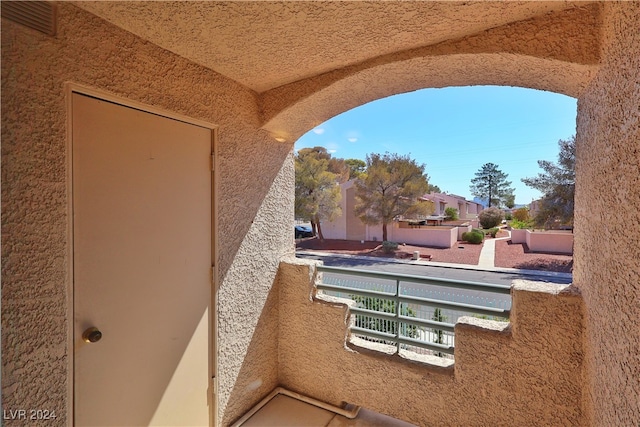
[73,1,590,93]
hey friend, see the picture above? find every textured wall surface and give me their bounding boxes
[510,229,574,254]
[73,1,588,93]
[261,4,601,141]
[4,1,640,426]
[389,225,458,248]
[345,187,366,241]
[278,260,586,426]
[1,3,291,425]
[574,3,640,425]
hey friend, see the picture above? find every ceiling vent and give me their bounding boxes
[2,1,56,36]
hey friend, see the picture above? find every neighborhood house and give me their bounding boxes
[320,183,481,247]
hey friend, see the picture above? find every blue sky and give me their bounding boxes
[294,85,577,205]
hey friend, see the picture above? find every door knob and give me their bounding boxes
[82,327,103,343]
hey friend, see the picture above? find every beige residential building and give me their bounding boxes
[2,2,638,426]
[424,192,484,219]
[321,182,469,248]
[321,180,369,242]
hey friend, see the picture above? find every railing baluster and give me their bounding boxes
[316,265,511,359]
[395,278,400,352]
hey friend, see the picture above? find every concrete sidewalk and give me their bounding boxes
[477,233,511,268]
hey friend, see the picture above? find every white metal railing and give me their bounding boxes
[316,265,511,359]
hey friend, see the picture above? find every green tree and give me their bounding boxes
[295,147,342,240]
[504,193,516,209]
[344,158,366,180]
[512,207,530,222]
[469,163,514,208]
[444,207,458,220]
[522,136,575,228]
[328,157,350,184]
[354,153,430,241]
[427,183,442,193]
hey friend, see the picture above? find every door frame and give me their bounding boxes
[65,83,219,427]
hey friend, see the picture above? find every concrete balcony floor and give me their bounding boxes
[236,392,415,427]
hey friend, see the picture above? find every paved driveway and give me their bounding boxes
[296,253,572,286]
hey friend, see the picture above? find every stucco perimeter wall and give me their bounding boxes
[319,216,347,240]
[574,3,640,425]
[510,229,573,254]
[278,260,586,426]
[389,225,457,248]
[511,228,528,244]
[1,4,290,425]
[527,231,573,254]
[458,225,472,240]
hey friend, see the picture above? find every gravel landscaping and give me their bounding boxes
[297,236,573,273]
[494,239,573,273]
[296,238,483,265]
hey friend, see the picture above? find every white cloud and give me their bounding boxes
[313,127,325,135]
[328,149,337,154]
[348,137,358,143]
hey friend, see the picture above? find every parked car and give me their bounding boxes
[295,225,314,238]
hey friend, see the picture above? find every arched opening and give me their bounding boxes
[261,53,594,143]
[293,85,576,361]
[295,85,575,208]
[263,4,638,424]
[293,84,576,253]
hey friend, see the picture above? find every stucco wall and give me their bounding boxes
[426,193,479,220]
[261,5,601,140]
[466,202,483,217]
[318,216,347,240]
[574,3,640,425]
[345,187,366,241]
[457,225,472,240]
[510,229,573,254]
[277,260,585,426]
[1,4,290,425]
[320,181,377,242]
[511,228,528,244]
[3,2,639,426]
[526,231,574,254]
[319,181,349,240]
[390,225,457,248]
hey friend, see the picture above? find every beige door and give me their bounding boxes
[72,93,213,426]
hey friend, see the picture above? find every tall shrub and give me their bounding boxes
[444,207,458,220]
[461,230,484,244]
[513,207,530,222]
[478,207,504,229]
